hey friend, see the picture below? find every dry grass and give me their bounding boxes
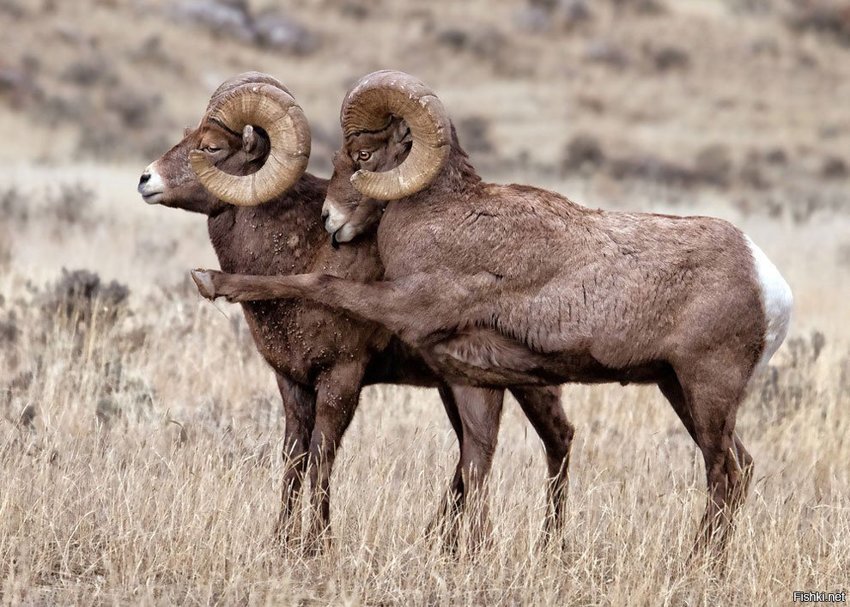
[1,171,848,605]
[0,288,848,605]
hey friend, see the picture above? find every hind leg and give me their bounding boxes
[658,371,697,443]
[674,356,754,556]
[726,432,753,523]
[658,370,753,555]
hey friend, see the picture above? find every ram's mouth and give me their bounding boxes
[141,191,163,204]
[331,228,342,249]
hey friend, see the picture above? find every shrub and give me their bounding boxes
[41,268,130,326]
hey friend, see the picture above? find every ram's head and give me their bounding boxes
[322,70,452,244]
[138,72,311,214]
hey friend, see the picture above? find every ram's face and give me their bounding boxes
[137,119,269,215]
[322,117,411,243]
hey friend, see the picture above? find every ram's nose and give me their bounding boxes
[138,165,165,204]
[138,170,151,191]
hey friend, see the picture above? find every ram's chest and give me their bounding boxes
[208,208,358,383]
[239,300,361,384]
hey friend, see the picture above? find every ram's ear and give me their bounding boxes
[394,120,413,146]
[243,124,272,162]
[242,125,260,154]
[390,120,413,164]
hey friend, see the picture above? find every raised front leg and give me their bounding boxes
[191,269,489,347]
[273,374,316,546]
[305,361,367,553]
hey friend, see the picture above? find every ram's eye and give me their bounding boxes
[202,145,221,153]
[357,150,372,162]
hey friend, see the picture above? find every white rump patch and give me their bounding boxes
[745,236,793,371]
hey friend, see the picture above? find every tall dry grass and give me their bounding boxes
[1,238,848,605]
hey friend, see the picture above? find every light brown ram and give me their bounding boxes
[192,70,793,555]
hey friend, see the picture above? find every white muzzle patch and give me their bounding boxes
[138,162,165,205]
[322,197,349,235]
[332,223,359,243]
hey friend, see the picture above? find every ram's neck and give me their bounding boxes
[207,173,328,277]
[439,133,483,194]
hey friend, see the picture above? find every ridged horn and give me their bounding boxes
[190,76,310,206]
[206,72,294,110]
[340,70,451,201]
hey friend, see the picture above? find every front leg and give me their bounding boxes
[273,374,316,547]
[191,269,484,347]
[427,384,465,543]
[509,385,573,541]
[304,361,367,554]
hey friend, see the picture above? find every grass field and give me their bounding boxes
[2,0,850,604]
[1,165,847,605]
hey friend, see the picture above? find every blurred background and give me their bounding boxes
[1,0,849,335]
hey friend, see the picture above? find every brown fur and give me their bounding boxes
[140,95,572,550]
[194,115,773,555]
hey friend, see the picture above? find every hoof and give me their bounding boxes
[191,269,217,300]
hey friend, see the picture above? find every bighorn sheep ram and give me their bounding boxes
[138,72,573,548]
[192,70,794,552]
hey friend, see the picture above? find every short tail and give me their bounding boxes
[745,236,793,372]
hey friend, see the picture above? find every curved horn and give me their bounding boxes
[190,80,310,206]
[206,71,294,110]
[340,70,451,201]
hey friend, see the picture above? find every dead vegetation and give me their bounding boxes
[41,268,130,325]
[0,59,42,109]
[0,183,101,232]
[786,0,850,46]
[555,132,850,222]
[0,260,847,603]
[516,0,665,33]
[170,0,319,55]
[751,330,833,423]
